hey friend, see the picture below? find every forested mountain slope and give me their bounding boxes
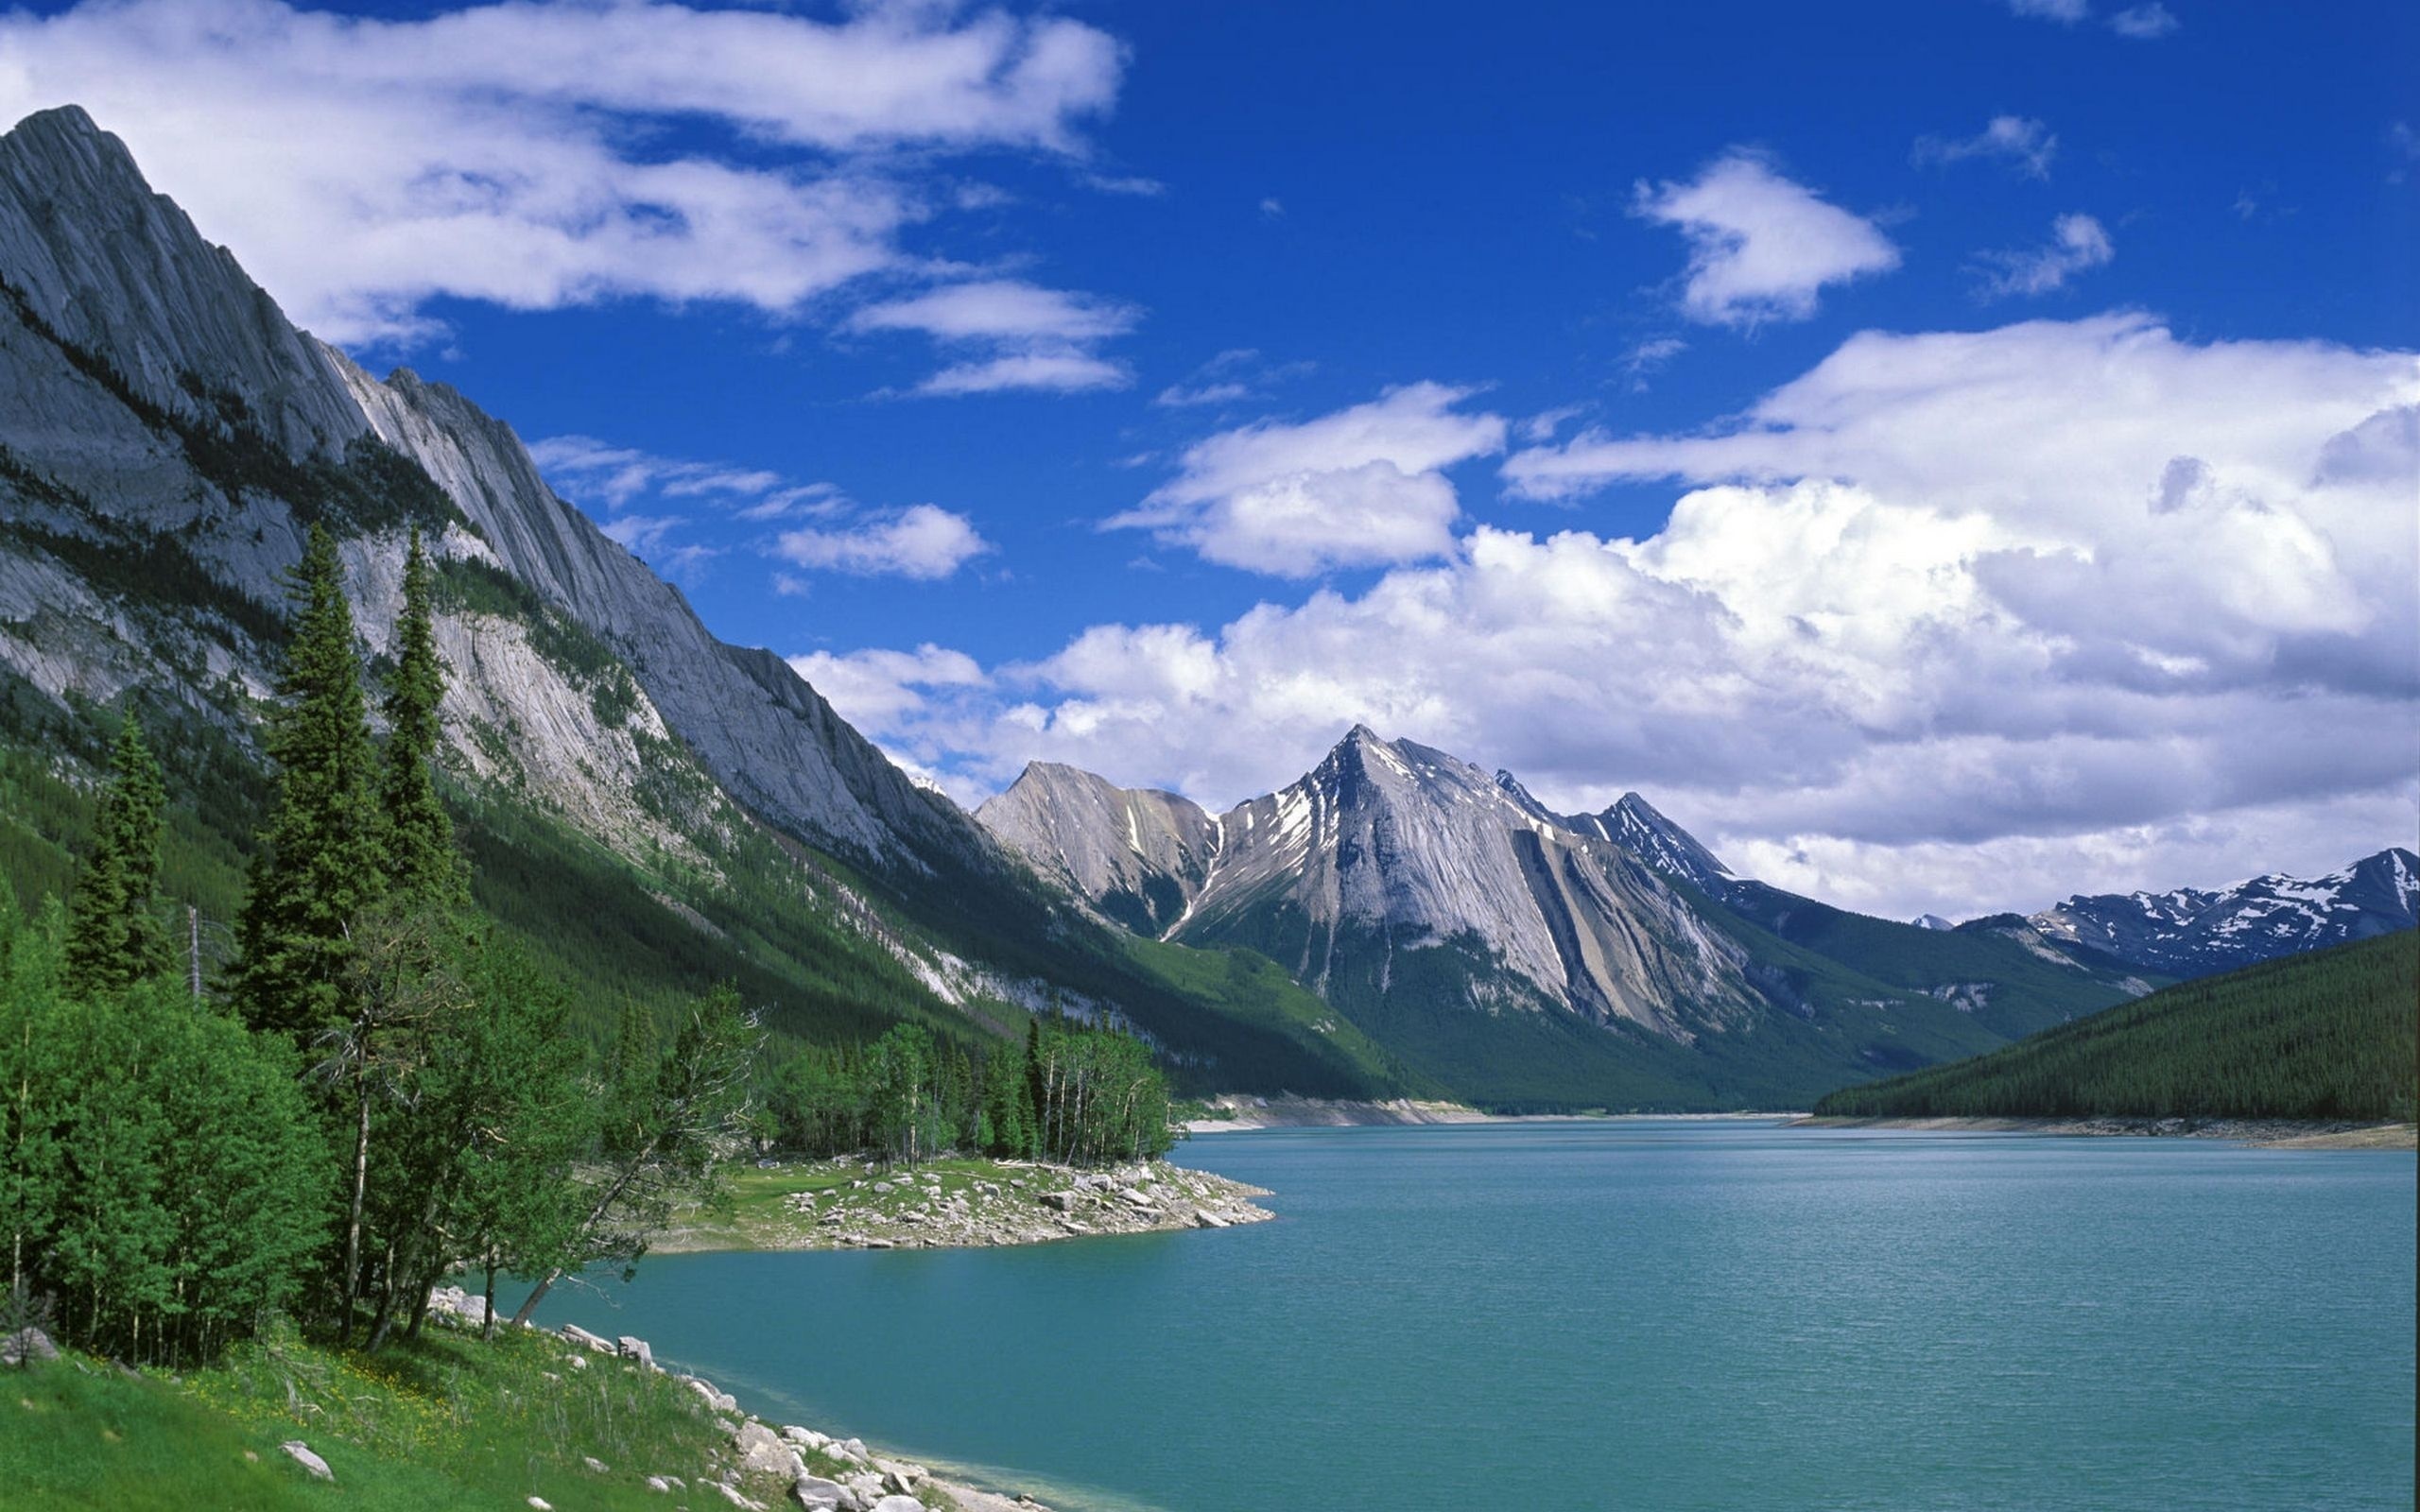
[0,104,1387,1095]
[1812,932,2417,1122]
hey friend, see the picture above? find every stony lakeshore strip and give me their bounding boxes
[656,1156,1275,1253]
[1789,1114,2418,1148]
[426,1285,1052,1512]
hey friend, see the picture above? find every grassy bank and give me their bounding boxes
[0,1317,939,1511]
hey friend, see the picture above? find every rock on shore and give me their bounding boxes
[448,1295,1063,1512]
[666,1157,1274,1254]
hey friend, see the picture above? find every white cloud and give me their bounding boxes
[1976,213,2115,298]
[2007,0,2090,22]
[787,644,988,730]
[1153,349,1313,409]
[851,280,1138,344]
[852,278,1137,396]
[1147,346,1306,406]
[914,352,1131,396]
[2108,4,2180,39]
[1913,116,2059,180]
[1632,152,1901,327]
[1156,381,1251,408]
[1259,198,1286,218]
[1517,405,1587,444]
[1107,384,1508,575]
[839,318,2418,918]
[530,435,834,514]
[597,513,686,555]
[0,0,1124,345]
[1618,337,1689,390]
[776,504,994,579]
[536,431,989,580]
[529,433,849,587]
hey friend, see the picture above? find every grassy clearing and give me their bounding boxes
[0,1318,799,1510]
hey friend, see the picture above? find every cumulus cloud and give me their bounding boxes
[0,0,1124,344]
[1107,384,1509,575]
[1975,213,2115,298]
[787,644,988,730]
[2006,0,2090,22]
[1912,116,2059,179]
[775,504,993,579]
[831,318,2419,918]
[1632,152,1901,327]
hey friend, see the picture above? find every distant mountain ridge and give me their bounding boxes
[2027,849,2418,979]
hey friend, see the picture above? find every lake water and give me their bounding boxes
[536,1121,2417,1512]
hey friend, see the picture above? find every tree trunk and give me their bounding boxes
[368,1186,444,1351]
[339,1077,372,1343]
[508,1147,651,1329]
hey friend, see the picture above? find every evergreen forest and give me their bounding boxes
[0,525,1172,1370]
[1813,931,2417,1122]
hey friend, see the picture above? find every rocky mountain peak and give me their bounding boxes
[0,104,367,457]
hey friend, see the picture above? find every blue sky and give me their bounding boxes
[2,0,2414,917]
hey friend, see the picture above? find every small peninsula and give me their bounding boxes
[656,1156,1273,1253]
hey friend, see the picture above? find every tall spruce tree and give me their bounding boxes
[379,530,464,908]
[62,713,172,999]
[234,525,385,1039]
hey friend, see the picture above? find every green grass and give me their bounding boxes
[0,1320,788,1510]
[1813,930,2419,1121]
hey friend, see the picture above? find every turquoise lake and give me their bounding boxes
[535,1121,2417,1511]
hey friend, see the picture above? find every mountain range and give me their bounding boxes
[979,733,2408,1106]
[1,104,2409,1109]
[977,727,2412,1102]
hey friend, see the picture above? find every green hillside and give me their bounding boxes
[1711,880,2152,1041]
[1812,931,2418,1121]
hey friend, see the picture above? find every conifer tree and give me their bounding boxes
[379,530,464,908]
[234,525,384,1039]
[509,988,757,1326]
[62,713,172,999]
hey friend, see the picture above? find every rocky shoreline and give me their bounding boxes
[1182,1095,1491,1132]
[1789,1114,2417,1149]
[656,1156,1274,1254]
[427,1286,1049,1511]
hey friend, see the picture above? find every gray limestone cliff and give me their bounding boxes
[0,103,974,873]
[982,727,1766,1041]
